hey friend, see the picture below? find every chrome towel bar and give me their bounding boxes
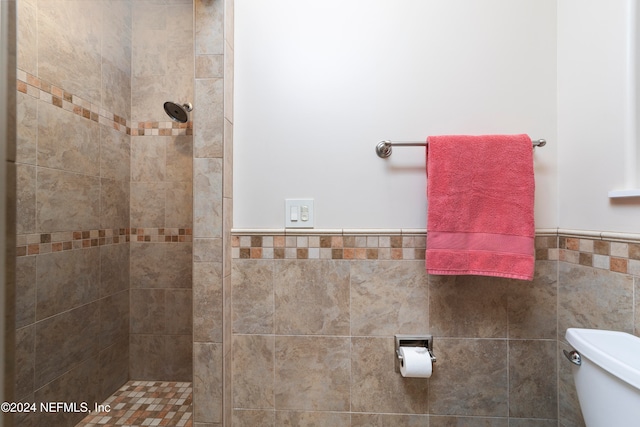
[376,138,546,158]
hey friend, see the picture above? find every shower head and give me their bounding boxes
[163,101,193,123]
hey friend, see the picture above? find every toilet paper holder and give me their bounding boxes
[395,334,436,373]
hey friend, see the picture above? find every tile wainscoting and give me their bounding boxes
[230,228,640,427]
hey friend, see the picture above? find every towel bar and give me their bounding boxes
[376,138,546,158]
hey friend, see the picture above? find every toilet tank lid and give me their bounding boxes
[566,328,640,390]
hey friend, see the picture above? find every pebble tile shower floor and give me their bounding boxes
[75,381,192,426]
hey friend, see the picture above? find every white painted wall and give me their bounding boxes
[558,0,640,233]
[234,0,558,229]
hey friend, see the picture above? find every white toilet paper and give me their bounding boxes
[399,346,432,378]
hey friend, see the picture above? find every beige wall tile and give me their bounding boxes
[274,336,350,411]
[508,340,557,419]
[16,91,37,165]
[351,414,430,427]
[15,325,35,401]
[37,0,102,104]
[558,262,634,339]
[98,335,129,402]
[130,242,193,289]
[130,181,166,228]
[36,248,100,320]
[508,261,557,339]
[166,181,193,228]
[194,78,224,158]
[166,135,193,182]
[274,260,350,335]
[131,136,166,182]
[101,178,130,229]
[16,163,36,234]
[98,290,129,351]
[232,259,274,334]
[35,302,100,388]
[130,288,165,334]
[233,410,274,427]
[193,342,223,423]
[430,416,508,427]
[100,126,130,182]
[36,167,100,232]
[17,0,37,74]
[194,158,223,237]
[15,256,36,329]
[429,339,508,417]
[429,274,507,338]
[351,337,428,414]
[165,289,193,335]
[275,411,350,426]
[195,0,224,55]
[99,241,130,297]
[351,260,429,336]
[196,55,224,78]
[193,261,223,342]
[194,238,222,262]
[232,335,274,409]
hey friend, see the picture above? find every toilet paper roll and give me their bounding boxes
[399,346,432,378]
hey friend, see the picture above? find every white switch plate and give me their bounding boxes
[285,199,314,228]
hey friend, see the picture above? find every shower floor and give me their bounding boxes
[75,380,192,426]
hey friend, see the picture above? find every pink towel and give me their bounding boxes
[425,134,535,280]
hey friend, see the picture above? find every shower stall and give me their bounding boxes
[7,0,233,425]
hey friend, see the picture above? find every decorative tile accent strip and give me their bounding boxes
[75,380,192,427]
[16,69,192,137]
[559,235,640,275]
[232,230,563,261]
[16,228,192,257]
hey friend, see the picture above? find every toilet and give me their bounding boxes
[565,328,640,427]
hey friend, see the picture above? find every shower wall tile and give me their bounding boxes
[16,0,37,74]
[130,242,193,289]
[36,167,101,232]
[193,342,223,423]
[35,247,100,320]
[274,336,350,412]
[196,55,224,78]
[37,101,100,175]
[350,260,429,336]
[429,338,508,417]
[194,158,223,237]
[223,118,233,198]
[193,261,223,342]
[508,340,557,419]
[101,0,132,75]
[37,0,102,105]
[429,274,508,338]
[15,256,36,329]
[131,136,166,182]
[102,59,132,119]
[130,289,167,334]
[15,325,35,401]
[224,40,233,123]
[16,163,36,234]
[130,181,166,228]
[165,289,193,335]
[99,290,130,351]
[166,181,193,228]
[16,90,37,165]
[98,335,129,402]
[558,262,634,339]
[274,260,349,335]
[166,135,194,182]
[101,178,130,229]
[195,0,224,55]
[194,78,224,158]
[194,237,222,262]
[99,238,130,297]
[351,336,428,414]
[35,302,100,388]
[100,126,130,182]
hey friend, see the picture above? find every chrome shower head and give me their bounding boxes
[163,101,193,123]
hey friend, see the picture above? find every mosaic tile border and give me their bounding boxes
[231,229,640,276]
[16,228,193,257]
[76,380,192,427]
[17,69,193,137]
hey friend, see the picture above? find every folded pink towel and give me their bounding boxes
[425,134,535,280]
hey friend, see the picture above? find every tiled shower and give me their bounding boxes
[13,0,231,425]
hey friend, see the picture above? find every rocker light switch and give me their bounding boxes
[285,199,314,228]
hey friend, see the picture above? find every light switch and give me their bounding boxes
[285,199,314,228]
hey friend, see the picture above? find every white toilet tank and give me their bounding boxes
[565,328,640,427]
